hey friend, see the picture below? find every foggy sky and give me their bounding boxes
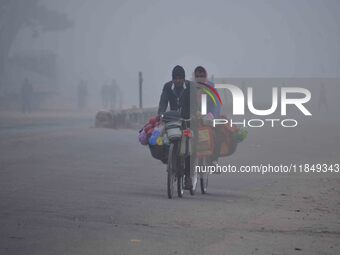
[10,0,340,107]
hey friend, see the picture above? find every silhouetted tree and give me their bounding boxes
[0,0,73,90]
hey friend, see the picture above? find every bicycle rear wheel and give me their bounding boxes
[200,173,208,194]
[198,157,209,194]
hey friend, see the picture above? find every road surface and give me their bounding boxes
[0,111,339,255]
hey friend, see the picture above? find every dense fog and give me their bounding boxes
[0,0,339,112]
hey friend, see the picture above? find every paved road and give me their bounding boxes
[0,113,339,255]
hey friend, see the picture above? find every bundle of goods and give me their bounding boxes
[138,116,169,164]
[216,118,247,157]
[196,114,248,158]
[196,126,214,157]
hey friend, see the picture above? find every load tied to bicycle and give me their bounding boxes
[138,66,247,199]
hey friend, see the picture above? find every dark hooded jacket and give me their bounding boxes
[157,80,190,115]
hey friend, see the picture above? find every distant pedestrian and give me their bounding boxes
[108,79,118,110]
[101,84,110,108]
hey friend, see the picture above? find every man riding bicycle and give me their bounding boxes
[157,65,194,189]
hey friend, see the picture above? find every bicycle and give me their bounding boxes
[161,111,198,199]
